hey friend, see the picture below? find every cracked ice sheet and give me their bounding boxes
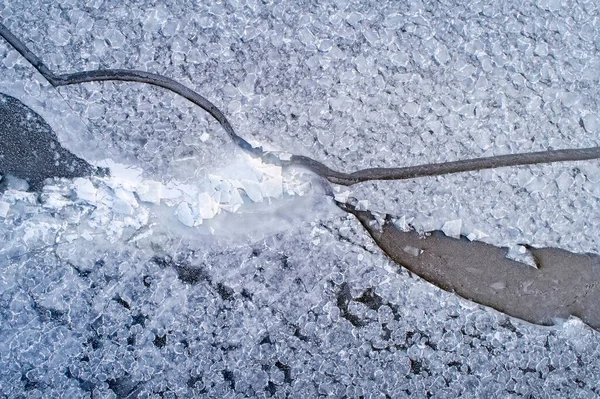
[3,1,598,254]
[1,0,600,398]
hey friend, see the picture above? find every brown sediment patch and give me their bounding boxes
[343,204,600,331]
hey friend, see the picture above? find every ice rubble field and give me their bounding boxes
[1,0,600,397]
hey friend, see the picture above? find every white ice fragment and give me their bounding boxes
[403,246,422,257]
[197,192,219,219]
[137,181,163,204]
[534,42,548,56]
[105,29,126,48]
[200,132,210,142]
[256,163,282,179]
[176,202,195,227]
[334,191,350,203]
[240,179,263,202]
[73,178,97,203]
[434,44,450,64]
[112,198,134,215]
[394,216,411,232]
[466,229,489,241]
[292,181,311,196]
[161,185,183,201]
[555,171,574,191]
[220,187,243,213]
[96,159,143,184]
[581,114,598,133]
[403,102,419,118]
[81,231,94,241]
[558,91,580,107]
[525,176,546,193]
[441,219,462,239]
[278,152,292,161]
[260,176,283,198]
[506,244,537,268]
[356,200,369,211]
[0,201,9,218]
[48,27,71,46]
[298,27,317,46]
[211,190,221,204]
[115,188,138,208]
[490,281,506,290]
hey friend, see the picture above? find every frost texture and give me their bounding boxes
[1,0,600,397]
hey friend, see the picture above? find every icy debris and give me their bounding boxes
[104,29,126,48]
[200,132,210,142]
[240,179,263,202]
[73,178,97,203]
[441,219,462,239]
[403,102,420,117]
[467,229,489,241]
[112,198,134,215]
[525,177,546,193]
[334,190,350,203]
[261,176,284,198]
[555,171,574,191]
[137,181,163,204]
[115,188,138,208]
[506,244,537,268]
[581,114,598,133]
[48,27,71,46]
[394,216,412,232]
[434,44,450,64]
[96,159,143,185]
[403,246,422,257]
[197,192,219,219]
[176,202,195,227]
[490,281,506,290]
[0,201,9,218]
[278,152,292,161]
[356,200,369,211]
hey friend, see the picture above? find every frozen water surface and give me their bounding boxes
[1,0,600,397]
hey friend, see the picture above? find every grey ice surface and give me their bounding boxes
[0,93,98,190]
[1,0,600,398]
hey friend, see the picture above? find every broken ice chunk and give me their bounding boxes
[466,229,489,241]
[356,200,369,211]
[403,246,422,257]
[240,179,263,202]
[0,201,9,218]
[220,187,244,213]
[278,152,292,161]
[394,215,412,232]
[115,188,138,209]
[81,231,94,241]
[581,114,598,133]
[555,171,574,191]
[260,176,283,199]
[112,198,134,215]
[441,219,462,239]
[506,244,537,268]
[291,181,311,196]
[256,163,282,179]
[490,281,506,290]
[200,132,210,142]
[137,181,163,204]
[73,178,97,203]
[334,191,350,203]
[403,102,419,118]
[197,192,219,219]
[176,202,195,227]
[525,177,546,193]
